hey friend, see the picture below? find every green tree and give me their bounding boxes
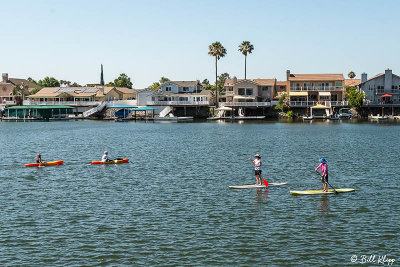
[345,86,364,111]
[274,93,289,112]
[70,82,81,87]
[100,64,105,86]
[106,81,115,87]
[217,72,230,93]
[208,41,227,108]
[159,77,170,84]
[12,83,29,105]
[238,41,254,79]
[30,88,41,95]
[114,73,132,89]
[348,71,356,79]
[149,82,160,89]
[27,77,37,84]
[38,77,60,87]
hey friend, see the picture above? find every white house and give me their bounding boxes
[160,80,202,94]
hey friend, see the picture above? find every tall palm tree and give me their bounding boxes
[238,41,254,79]
[208,41,227,108]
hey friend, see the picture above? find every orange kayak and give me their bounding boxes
[91,158,129,165]
[25,160,64,167]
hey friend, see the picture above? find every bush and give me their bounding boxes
[286,110,294,118]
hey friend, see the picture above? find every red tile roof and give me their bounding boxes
[289,74,344,81]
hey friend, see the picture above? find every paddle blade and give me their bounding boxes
[262,179,269,187]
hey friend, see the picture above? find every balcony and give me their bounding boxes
[290,86,343,91]
[147,100,210,106]
[364,100,400,106]
[290,101,349,107]
[220,102,271,107]
[24,100,101,106]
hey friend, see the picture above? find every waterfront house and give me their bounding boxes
[359,69,400,115]
[286,70,348,114]
[0,73,41,108]
[274,81,287,100]
[136,81,212,118]
[27,86,137,115]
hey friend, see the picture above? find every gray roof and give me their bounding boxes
[161,81,201,88]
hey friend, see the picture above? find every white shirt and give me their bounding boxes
[102,154,109,162]
[254,159,261,170]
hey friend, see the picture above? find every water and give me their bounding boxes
[0,120,399,266]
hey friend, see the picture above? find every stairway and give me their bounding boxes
[83,102,106,118]
[159,106,172,118]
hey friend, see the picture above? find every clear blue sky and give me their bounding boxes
[2,0,400,88]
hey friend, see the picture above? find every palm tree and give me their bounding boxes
[238,41,254,79]
[208,41,227,108]
[348,71,356,79]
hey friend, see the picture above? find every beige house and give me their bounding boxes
[28,86,136,105]
[286,70,347,107]
[221,77,275,106]
[0,73,41,105]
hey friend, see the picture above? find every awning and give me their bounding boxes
[131,107,156,111]
[289,91,308,96]
[381,94,392,97]
[311,104,330,109]
[5,105,74,110]
[216,106,233,111]
[233,95,256,99]
[107,105,137,109]
[319,92,331,96]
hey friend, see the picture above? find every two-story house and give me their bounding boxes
[286,70,347,109]
[0,73,41,107]
[137,80,212,118]
[221,77,275,105]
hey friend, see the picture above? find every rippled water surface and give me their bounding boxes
[0,120,399,266]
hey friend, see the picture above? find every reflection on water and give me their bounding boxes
[319,195,330,214]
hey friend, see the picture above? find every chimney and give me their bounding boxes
[233,76,237,84]
[361,73,367,83]
[2,73,8,83]
[384,69,392,91]
[286,70,290,81]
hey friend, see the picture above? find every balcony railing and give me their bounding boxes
[290,86,343,91]
[220,102,271,107]
[364,100,400,106]
[290,101,348,107]
[147,100,209,106]
[24,100,101,106]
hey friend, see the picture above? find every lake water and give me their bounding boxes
[0,120,399,266]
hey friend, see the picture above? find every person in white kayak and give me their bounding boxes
[102,151,113,163]
[250,154,262,185]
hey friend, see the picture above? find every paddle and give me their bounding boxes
[262,178,269,187]
[315,171,337,194]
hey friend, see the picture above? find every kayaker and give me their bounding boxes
[102,151,112,163]
[36,154,43,164]
[250,154,262,185]
[315,157,328,192]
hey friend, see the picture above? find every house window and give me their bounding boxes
[227,87,233,91]
[246,88,253,95]
[182,87,189,92]
[238,88,245,95]
[336,81,343,88]
[262,86,269,91]
[279,86,285,90]
[165,87,172,92]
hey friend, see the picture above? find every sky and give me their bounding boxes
[2,0,400,88]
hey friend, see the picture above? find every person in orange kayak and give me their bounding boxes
[36,154,43,164]
[315,157,328,192]
[250,154,262,185]
[102,151,113,163]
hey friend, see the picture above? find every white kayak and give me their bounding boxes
[290,188,355,195]
[229,182,287,189]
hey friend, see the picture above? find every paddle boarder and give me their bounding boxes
[250,154,262,185]
[315,157,328,192]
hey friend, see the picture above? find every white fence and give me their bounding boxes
[147,101,209,105]
[290,101,349,107]
[24,100,101,106]
[290,86,343,91]
[220,102,272,107]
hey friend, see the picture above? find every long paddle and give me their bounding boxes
[316,171,337,194]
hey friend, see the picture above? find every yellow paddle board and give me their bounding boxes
[290,188,355,195]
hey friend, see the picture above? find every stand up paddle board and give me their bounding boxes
[229,182,287,189]
[290,188,355,195]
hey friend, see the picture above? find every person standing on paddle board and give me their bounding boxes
[250,154,262,185]
[315,158,328,192]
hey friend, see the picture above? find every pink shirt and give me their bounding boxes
[315,163,328,175]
